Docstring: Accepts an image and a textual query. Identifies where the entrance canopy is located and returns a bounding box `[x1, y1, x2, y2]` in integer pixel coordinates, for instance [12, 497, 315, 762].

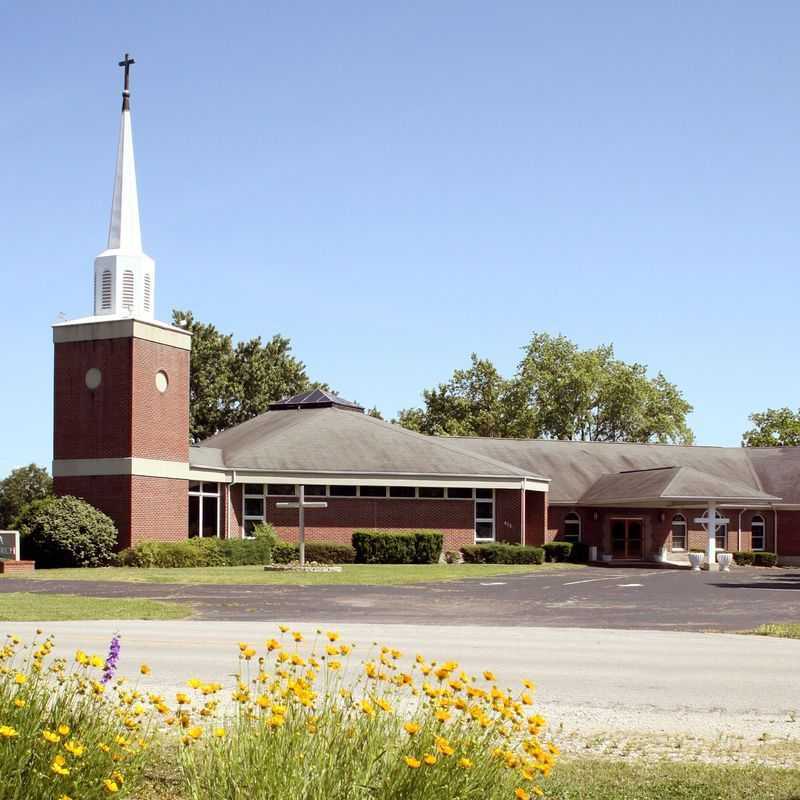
[578, 465, 780, 507]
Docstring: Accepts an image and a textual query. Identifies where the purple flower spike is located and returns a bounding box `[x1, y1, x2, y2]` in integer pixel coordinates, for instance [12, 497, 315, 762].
[101, 634, 121, 684]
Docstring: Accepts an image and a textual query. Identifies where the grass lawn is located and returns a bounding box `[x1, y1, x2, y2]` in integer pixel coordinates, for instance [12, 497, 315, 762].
[542, 758, 800, 800]
[12, 562, 583, 585]
[747, 623, 800, 640]
[136, 754, 800, 800]
[0, 592, 192, 621]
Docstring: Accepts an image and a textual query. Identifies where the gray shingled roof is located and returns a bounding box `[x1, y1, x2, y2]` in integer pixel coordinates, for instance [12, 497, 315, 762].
[192, 407, 547, 481]
[579, 466, 779, 506]
[449, 438, 783, 503]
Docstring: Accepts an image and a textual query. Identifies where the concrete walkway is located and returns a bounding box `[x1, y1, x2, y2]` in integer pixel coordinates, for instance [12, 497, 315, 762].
[5, 620, 799, 761]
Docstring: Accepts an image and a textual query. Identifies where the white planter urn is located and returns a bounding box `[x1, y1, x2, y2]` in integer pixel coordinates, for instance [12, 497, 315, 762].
[717, 552, 733, 572]
[688, 552, 705, 571]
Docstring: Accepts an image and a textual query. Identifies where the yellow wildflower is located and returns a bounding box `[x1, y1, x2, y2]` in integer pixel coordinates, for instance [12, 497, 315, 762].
[187, 727, 202, 739]
[0, 725, 19, 738]
[13, 673, 26, 685]
[326, 631, 339, 641]
[515, 790, 530, 800]
[13, 699, 25, 708]
[51, 755, 70, 776]
[483, 671, 496, 681]
[423, 753, 437, 765]
[213, 727, 225, 738]
[266, 639, 281, 651]
[103, 778, 119, 793]
[64, 740, 84, 757]
[459, 757, 473, 768]
[292, 631, 303, 642]
[43, 729, 61, 744]
[140, 664, 151, 675]
[268, 715, 285, 728]
[404, 722, 421, 735]
[360, 700, 375, 717]
[187, 678, 202, 689]
[435, 736, 454, 756]
[328, 660, 342, 671]
[278, 625, 290, 633]
[57, 724, 70, 736]
[375, 697, 393, 713]
[404, 756, 421, 768]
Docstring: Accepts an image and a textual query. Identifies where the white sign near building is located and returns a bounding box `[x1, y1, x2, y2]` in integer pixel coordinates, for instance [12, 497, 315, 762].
[0, 531, 20, 561]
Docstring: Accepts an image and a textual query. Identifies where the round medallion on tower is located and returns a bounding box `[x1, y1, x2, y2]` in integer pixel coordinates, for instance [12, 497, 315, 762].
[85, 368, 102, 390]
[155, 370, 169, 393]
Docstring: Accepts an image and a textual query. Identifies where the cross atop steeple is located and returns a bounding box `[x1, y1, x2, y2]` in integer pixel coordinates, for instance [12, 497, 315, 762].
[118, 53, 135, 111]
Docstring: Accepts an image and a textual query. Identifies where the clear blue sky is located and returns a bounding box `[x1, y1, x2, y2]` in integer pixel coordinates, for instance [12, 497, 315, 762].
[2, 1, 799, 477]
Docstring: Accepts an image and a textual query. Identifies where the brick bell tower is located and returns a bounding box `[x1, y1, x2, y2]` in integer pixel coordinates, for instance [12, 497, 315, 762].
[52, 54, 191, 549]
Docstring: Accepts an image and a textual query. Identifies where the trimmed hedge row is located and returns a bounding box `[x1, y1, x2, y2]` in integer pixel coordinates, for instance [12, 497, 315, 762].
[543, 542, 572, 562]
[272, 541, 356, 564]
[351, 530, 444, 564]
[119, 536, 273, 568]
[461, 543, 544, 565]
[733, 550, 777, 567]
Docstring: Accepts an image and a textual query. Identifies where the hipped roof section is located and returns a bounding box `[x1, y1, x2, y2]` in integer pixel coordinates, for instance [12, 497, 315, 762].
[191, 406, 548, 482]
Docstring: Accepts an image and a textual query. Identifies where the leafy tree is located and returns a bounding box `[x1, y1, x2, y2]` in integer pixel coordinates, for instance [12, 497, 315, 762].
[0, 464, 52, 529]
[366, 407, 384, 419]
[742, 408, 800, 447]
[397, 355, 512, 437]
[399, 333, 694, 444]
[173, 310, 323, 442]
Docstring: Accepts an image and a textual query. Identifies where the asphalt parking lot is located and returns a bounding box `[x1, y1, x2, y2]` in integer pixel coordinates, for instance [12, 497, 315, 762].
[2, 565, 799, 630]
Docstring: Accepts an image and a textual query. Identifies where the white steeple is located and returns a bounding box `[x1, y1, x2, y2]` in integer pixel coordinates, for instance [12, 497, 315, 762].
[93, 54, 155, 319]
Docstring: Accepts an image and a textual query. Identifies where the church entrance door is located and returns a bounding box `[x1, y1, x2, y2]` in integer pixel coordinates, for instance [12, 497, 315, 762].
[610, 518, 643, 559]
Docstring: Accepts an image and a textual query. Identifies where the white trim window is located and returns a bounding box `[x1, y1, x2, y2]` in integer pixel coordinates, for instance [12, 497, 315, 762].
[715, 522, 729, 551]
[563, 511, 581, 543]
[751, 514, 766, 551]
[670, 513, 687, 551]
[243, 484, 266, 538]
[189, 482, 220, 538]
[474, 488, 495, 542]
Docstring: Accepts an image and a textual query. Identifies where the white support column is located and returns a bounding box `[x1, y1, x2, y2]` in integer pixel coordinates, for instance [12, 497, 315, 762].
[706, 502, 718, 572]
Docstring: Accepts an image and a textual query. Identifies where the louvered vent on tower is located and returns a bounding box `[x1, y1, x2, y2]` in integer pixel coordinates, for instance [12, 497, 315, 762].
[101, 270, 113, 310]
[143, 273, 152, 312]
[122, 270, 135, 310]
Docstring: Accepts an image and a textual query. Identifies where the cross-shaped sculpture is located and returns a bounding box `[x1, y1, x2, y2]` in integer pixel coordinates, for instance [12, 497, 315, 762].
[118, 53, 135, 110]
[275, 486, 328, 567]
[694, 505, 730, 571]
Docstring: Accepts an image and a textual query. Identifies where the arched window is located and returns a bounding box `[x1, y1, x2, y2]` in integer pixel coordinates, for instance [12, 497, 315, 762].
[563, 511, 581, 543]
[751, 515, 766, 551]
[670, 513, 687, 550]
[122, 270, 135, 310]
[101, 270, 112, 310]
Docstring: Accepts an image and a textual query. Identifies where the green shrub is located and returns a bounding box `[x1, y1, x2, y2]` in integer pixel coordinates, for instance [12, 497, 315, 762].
[569, 541, 590, 563]
[543, 542, 573, 562]
[272, 541, 299, 563]
[17, 495, 117, 568]
[460, 543, 544, 565]
[733, 550, 755, 566]
[119, 535, 273, 568]
[753, 551, 777, 567]
[305, 542, 356, 563]
[351, 530, 443, 564]
[413, 531, 444, 564]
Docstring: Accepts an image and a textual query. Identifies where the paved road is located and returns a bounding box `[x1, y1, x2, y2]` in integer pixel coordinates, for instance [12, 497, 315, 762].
[2, 566, 800, 630]
[3, 620, 799, 754]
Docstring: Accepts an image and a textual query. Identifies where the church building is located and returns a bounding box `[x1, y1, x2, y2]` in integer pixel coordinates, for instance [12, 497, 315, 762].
[52, 59, 800, 567]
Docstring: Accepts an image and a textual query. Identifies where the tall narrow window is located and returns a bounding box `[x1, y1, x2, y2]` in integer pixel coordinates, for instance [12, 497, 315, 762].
[101, 270, 112, 310]
[751, 515, 766, 551]
[243, 484, 265, 537]
[670, 514, 687, 550]
[474, 490, 495, 542]
[563, 512, 581, 543]
[715, 522, 728, 551]
[188, 482, 219, 538]
[122, 270, 135, 310]
[143, 273, 152, 312]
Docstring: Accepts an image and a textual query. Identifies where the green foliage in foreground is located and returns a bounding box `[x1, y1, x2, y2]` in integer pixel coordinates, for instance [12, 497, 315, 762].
[748, 623, 800, 640]
[461, 544, 545, 565]
[0, 463, 52, 529]
[18, 563, 580, 585]
[0, 592, 191, 621]
[352, 530, 444, 564]
[119, 534, 273, 568]
[544, 757, 800, 799]
[742, 406, 800, 447]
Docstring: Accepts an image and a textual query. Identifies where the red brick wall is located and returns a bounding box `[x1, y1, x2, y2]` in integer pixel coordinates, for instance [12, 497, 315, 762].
[228, 494, 475, 552]
[54, 474, 188, 549]
[54, 339, 133, 460]
[525, 491, 547, 546]
[131, 339, 190, 461]
[777, 510, 800, 556]
[130, 476, 188, 545]
[495, 490, 522, 544]
[54, 475, 132, 549]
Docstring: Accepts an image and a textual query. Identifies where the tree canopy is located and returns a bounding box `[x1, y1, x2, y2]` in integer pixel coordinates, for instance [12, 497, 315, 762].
[0, 464, 53, 529]
[742, 408, 800, 447]
[398, 333, 694, 444]
[173, 310, 323, 442]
